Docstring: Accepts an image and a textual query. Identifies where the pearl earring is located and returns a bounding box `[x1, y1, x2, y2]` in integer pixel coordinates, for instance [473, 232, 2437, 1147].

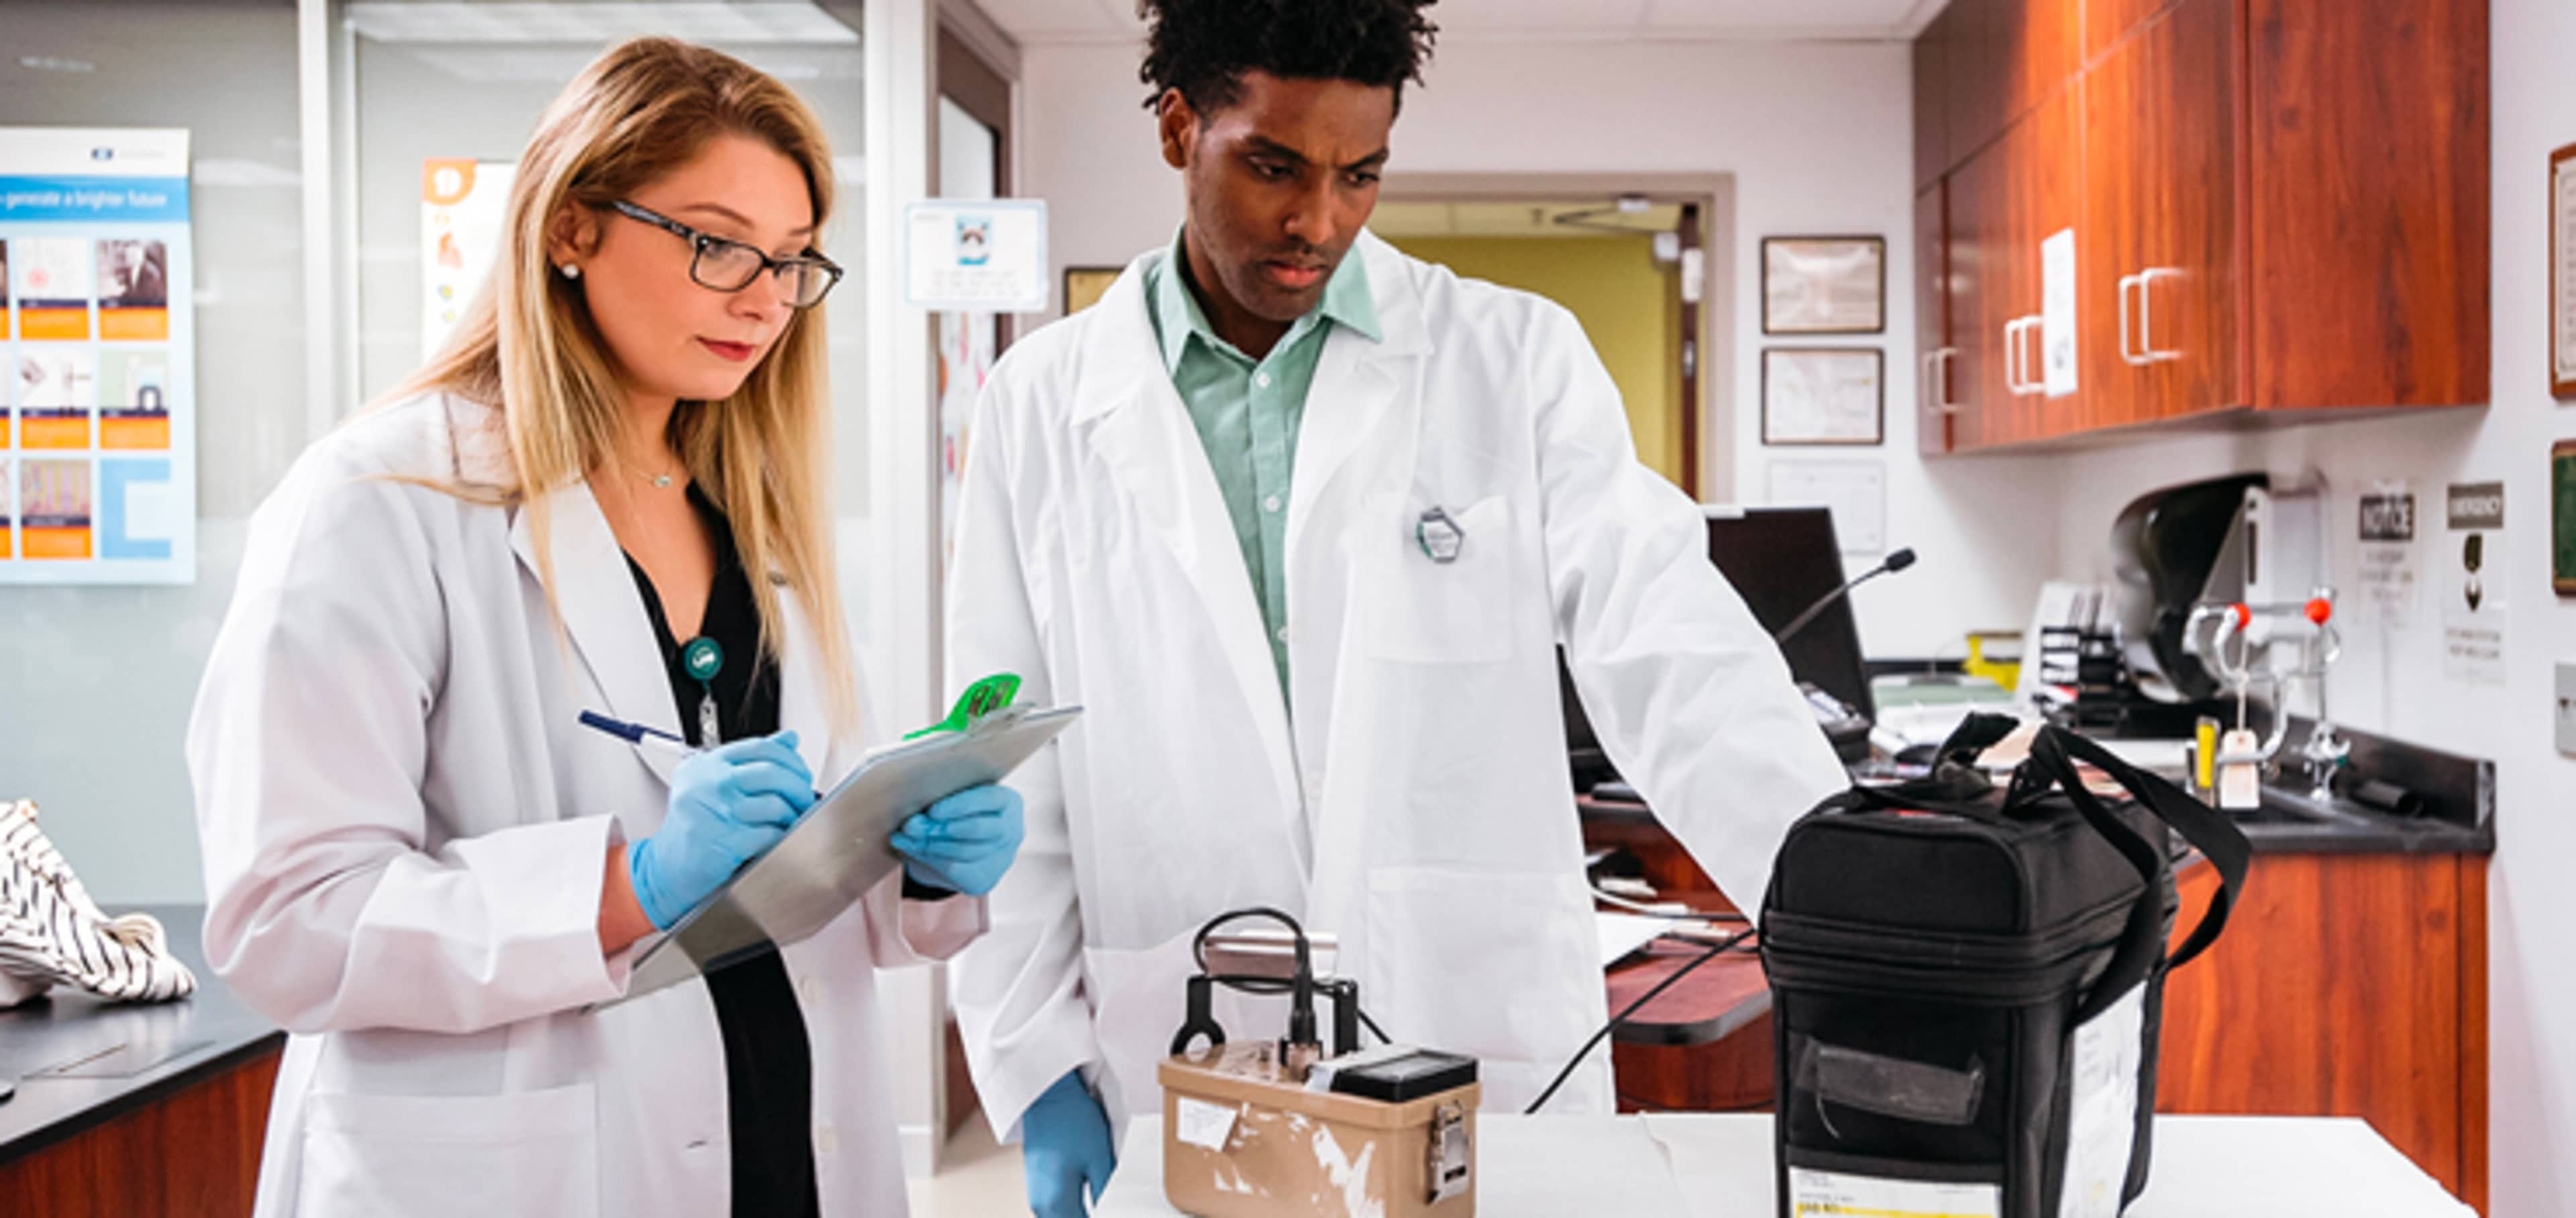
[559, 264, 582, 280]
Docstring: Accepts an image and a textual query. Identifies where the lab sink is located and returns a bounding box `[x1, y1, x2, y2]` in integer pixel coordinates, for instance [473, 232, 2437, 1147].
[2239, 785, 2377, 828]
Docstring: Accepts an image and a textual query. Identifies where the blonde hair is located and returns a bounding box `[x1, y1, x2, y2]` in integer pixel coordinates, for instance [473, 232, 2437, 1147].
[396, 36, 858, 735]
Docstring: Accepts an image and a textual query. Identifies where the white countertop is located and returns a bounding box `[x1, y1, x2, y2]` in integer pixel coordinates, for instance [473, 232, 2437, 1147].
[1098, 1111, 2475, 1217]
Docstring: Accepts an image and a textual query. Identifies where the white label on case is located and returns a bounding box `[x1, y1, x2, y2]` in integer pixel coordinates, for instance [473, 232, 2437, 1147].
[2058, 983, 2148, 1218]
[1788, 1167, 2000, 1217]
[1174, 1097, 1240, 1152]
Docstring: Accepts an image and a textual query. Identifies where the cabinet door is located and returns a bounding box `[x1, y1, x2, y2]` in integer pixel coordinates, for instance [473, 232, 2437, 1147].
[1968, 87, 2092, 445]
[1917, 183, 1953, 455]
[1943, 129, 2013, 449]
[2082, 0, 2239, 428]
[2242, 0, 2487, 409]
[1913, 5, 1953, 191]
[2084, 0, 2182, 62]
[1943, 0, 2082, 168]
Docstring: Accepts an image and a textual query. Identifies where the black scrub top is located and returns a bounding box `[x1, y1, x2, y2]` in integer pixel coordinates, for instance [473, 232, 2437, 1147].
[624, 485, 816, 1218]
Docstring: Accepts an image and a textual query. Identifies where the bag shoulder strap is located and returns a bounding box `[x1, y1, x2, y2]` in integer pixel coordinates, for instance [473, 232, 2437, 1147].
[2027, 726, 2251, 1022]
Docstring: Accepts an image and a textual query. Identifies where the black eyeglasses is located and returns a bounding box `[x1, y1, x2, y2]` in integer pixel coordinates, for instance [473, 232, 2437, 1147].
[606, 199, 843, 309]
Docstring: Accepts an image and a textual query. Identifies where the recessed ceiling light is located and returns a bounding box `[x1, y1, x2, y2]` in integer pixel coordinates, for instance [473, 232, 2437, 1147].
[19, 56, 99, 74]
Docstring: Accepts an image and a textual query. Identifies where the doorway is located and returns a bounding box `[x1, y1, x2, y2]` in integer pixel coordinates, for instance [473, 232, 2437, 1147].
[1373, 175, 1735, 501]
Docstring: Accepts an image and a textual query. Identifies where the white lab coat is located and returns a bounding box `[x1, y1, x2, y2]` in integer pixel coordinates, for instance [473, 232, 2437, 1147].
[945, 231, 1848, 1136]
[188, 392, 985, 1218]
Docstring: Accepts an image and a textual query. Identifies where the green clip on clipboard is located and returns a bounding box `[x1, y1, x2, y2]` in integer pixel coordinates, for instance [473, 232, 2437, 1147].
[601, 677, 1077, 1007]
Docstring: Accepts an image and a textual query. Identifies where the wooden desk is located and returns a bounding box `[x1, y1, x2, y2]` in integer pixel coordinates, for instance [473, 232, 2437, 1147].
[1583, 793, 1776, 1113]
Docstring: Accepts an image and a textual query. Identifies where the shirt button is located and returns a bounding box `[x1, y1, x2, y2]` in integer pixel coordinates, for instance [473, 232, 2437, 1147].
[799, 977, 821, 1005]
[814, 1124, 839, 1156]
[1254, 372, 1273, 388]
[1263, 495, 1283, 514]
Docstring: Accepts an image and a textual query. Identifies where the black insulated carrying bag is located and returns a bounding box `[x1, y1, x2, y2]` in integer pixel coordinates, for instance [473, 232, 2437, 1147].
[1760, 717, 2251, 1218]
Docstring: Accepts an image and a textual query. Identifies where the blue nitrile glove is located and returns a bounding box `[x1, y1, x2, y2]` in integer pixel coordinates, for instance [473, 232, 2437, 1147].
[627, 732, 817, 930]
[1020, 1068, 1116, 1217]
[888, 783, 1025, 897]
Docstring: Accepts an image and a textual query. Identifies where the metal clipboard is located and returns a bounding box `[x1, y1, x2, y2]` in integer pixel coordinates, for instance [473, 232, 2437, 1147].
[600, 704, 1081, 1007]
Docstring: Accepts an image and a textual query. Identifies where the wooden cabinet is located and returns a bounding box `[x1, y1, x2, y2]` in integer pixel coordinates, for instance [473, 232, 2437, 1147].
[1912, 19, 1948, 194]
[2079, 0, 2239, 431]
[1916, 183, 1953, 455]
[2085, 0, 2184, 60]
[2239, 0, 2489, 408]
[2159, 853, 2489, 1213]
[1937, 0, 2082, 173]
[1915, 0, 2488, 453]
[0, 1046, 280, 1218]
[1943, 87, 2082, 450]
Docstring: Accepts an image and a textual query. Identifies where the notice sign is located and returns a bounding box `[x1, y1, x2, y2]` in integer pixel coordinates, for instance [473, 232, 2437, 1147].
[904, 199, 1047, 313]
[2356, 482, 2419, 628]
[2443, 481, 2506, 685]
[0, 126, 196, 584]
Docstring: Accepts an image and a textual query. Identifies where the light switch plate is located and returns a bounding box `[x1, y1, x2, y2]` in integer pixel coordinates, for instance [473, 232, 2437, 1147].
[2559, 664, 2576, 757]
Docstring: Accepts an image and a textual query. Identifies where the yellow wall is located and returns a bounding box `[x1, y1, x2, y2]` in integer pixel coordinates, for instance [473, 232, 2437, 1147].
[1383, 234, 1686, 488]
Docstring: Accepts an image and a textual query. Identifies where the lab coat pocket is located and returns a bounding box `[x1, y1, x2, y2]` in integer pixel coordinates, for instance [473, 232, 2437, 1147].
[1362, 494, 1516, 665]
[1362, 867, 1595, 1074]
[299, 1083, 600, 1218]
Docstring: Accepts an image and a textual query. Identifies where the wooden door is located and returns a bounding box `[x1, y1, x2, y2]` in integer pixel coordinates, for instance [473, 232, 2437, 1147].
[2083, 0, 2239, 429]
[1943, 0, 2083, 170]
[1917, 182, 1953, 455]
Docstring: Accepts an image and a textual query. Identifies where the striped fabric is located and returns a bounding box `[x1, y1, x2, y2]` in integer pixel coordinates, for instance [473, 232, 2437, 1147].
[0, 799, 195, 1005]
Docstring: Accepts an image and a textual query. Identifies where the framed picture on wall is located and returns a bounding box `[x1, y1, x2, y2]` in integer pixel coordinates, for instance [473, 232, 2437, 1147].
[2553, 142, 2576, 400]
[2554, 441, 2576, 595]
[1762, 347, 1885, 446]
[1762, 235, 1886, 335]
[1063, 266, 1122, 316]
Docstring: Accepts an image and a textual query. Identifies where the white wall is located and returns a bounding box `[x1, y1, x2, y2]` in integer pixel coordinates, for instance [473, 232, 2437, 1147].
[2045, 1, 2574, 1209]
[1019, 37, 2063, 659]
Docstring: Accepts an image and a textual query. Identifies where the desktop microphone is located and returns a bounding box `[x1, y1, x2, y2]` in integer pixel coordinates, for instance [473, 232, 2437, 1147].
[1775, 547, 1916, 646]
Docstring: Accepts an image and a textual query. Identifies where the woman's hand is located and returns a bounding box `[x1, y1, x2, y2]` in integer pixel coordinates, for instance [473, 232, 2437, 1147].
[627, 732, 816, 929]
[888, 783, 1024, 897]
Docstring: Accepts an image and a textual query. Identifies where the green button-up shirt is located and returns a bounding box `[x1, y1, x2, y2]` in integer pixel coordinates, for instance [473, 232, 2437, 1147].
[1145, 231, 1380, 699]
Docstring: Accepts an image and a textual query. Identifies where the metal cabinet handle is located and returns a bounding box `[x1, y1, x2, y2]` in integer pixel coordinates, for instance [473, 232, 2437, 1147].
[2139, 267, 2184, 362]
[1921, 347, 1958, 416]
[2006, 317, 2045, 397]
[2117, 273, 2150, 367]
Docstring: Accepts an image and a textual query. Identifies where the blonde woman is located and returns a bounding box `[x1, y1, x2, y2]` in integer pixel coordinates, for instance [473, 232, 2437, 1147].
[187, 38, 1022, 1217]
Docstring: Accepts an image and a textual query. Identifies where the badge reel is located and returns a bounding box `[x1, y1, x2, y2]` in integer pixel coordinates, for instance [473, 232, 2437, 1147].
[1415, 506, 1465, 565]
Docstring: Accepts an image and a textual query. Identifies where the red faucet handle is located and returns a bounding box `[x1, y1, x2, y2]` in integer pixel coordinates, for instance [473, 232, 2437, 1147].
[2227, 602, 2252, 630]
[2304, 598, 2333, 625]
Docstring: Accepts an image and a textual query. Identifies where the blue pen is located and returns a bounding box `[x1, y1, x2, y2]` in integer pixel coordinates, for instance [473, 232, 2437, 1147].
[579, 710, 700, 765]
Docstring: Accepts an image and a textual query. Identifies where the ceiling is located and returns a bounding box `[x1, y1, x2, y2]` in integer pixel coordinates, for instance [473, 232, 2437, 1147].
[973, 0, 1945, 47]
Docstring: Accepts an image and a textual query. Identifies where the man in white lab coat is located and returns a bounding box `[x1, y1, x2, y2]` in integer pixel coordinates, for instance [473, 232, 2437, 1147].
[946, 1, 1850, 1211]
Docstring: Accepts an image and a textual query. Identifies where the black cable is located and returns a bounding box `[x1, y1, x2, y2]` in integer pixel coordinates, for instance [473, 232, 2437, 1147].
[1523, 929, 1758, 1115]
[1200, 973, 1395, 1048]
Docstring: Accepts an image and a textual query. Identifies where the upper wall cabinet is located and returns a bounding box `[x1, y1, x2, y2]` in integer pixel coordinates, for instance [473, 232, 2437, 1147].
[1913, 0, 2489, 453]
[1916, 0, 2082, 187]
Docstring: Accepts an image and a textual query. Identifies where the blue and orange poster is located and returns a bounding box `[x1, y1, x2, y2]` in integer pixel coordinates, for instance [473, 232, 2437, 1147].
[2, 127, 194, 584]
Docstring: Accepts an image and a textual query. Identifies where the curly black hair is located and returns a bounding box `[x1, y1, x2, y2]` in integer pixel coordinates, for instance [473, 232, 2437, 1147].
[1138, 0, 1440, 117]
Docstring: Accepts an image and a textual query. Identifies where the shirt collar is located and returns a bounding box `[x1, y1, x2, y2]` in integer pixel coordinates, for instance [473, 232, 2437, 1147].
[1151, 227, 1382, 374]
